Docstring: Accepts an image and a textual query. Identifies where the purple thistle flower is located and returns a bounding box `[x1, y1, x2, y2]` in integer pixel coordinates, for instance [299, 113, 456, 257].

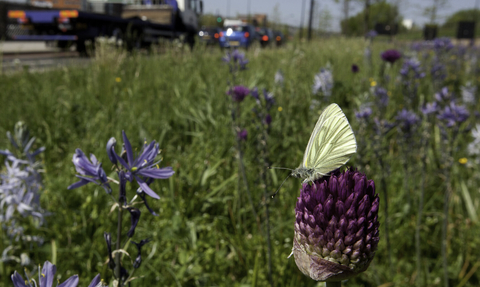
[381, 49, 402, 64]
[68, 149, 112, 194]
[110, 131, 174, 199]
[396, 109, 420, 133]
[351, 64, 359, 73]
[11, 261, 105, 287]
[355, 107, 372, 119]
[237, 129, 248, 141]
[292, 169, 379, 282]
[437, 102, 469, 127]
[421, 102, 438, 115]
[227, 86, 250, 102]
[132, 238, 151, 269]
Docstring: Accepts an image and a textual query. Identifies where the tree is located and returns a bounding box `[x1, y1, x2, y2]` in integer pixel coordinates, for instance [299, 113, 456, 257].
[318, 8, 333, 33]
[340, 1, 401, 36]
[271, 3, 281, 30]
[423, 0, 448, 24]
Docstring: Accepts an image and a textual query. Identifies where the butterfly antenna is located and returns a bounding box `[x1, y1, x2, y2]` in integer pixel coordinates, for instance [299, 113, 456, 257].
[268, 166, 294, 171]
[271, 173, 292, 198]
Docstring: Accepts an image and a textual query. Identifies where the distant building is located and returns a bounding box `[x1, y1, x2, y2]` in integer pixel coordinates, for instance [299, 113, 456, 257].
[238, 14, 267, 27]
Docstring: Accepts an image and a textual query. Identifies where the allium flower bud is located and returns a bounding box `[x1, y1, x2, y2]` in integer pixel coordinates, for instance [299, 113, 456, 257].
[292, 169, 379, 282]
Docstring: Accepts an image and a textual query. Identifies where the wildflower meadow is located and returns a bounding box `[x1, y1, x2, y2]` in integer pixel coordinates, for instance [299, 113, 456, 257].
[0, 37, 479, 287]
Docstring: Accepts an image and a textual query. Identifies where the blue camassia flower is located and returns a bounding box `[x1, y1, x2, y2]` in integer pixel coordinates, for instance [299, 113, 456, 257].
[11, 261, 105, 287]
[109, 131, 174, 199]
[68, 149, 112, 194]
[396, 109, 420, 133]
[312, 68, 333, 96]
[437, 102, 469, 127]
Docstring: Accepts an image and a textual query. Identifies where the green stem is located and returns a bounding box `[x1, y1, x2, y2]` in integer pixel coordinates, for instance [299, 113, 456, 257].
[260, 128, 273, 287]
[326, 281, 342, 287]
[115, 206, 124, 286]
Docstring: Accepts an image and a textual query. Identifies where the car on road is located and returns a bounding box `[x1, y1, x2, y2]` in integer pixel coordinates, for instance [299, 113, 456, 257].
[256, 27, 274, 48]
[198, 27, 222, 45]
[273, 30, 285, 46]
[219, 24, 257, 49]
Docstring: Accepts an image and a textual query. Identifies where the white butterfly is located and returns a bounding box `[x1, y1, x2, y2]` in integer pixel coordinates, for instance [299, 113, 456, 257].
[291, 103, 357, 183]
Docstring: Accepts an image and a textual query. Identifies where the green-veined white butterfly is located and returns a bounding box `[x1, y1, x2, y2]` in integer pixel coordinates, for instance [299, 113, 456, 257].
[272, 103, 357, 196]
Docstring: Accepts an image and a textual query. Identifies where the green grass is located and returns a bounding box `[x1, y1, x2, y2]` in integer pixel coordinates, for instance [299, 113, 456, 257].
[0, 38, 479, 287]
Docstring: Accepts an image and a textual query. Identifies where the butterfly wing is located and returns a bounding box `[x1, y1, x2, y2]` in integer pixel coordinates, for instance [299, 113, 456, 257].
[302, 103, 357, 175]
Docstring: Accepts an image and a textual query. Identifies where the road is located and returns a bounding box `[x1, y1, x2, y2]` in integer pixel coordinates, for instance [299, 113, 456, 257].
[1, 41, 88, 73]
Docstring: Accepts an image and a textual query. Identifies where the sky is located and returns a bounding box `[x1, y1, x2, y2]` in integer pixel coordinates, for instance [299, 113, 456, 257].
[203, 0, 480, 31]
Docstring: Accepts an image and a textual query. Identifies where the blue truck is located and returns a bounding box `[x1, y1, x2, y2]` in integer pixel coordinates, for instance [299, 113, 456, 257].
[7, 0, 203, 53]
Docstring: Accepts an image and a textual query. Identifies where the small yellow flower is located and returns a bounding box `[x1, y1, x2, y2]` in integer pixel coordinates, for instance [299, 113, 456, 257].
[459, 158, 468, 164]
[278, 107, 283, 112]
[115, 77, 121, 83]
[370, 81, 377, 87]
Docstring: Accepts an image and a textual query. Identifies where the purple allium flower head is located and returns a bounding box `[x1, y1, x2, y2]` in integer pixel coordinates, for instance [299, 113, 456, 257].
[400, 58, 425, 79]
[355, 107, 372, 119]
[381, 49, 402, 64]
[132, 238, 152, 269]
[437, 102, 470, 127]
[351, 64, 359, 73]
[374, 86, 389, 107]
[265, 114, 272, 125]
[111, 131, 175, 199]
[68, 149, 112, 194]
[228, 86, 250, 102]
[292, 169, 379, 282]
[396, 109, 420, 133]
[237, 129, 248, 141]
[312, 68, 334, 96]
[11, 261, 105, 287]
[421, 102, 438, 115]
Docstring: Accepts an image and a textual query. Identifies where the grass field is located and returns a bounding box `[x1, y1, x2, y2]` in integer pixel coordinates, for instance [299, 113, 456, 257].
[0, 37, 479, 287]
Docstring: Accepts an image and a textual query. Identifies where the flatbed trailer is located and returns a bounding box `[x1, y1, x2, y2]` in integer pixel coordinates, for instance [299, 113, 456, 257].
[7, 0, 202, 53]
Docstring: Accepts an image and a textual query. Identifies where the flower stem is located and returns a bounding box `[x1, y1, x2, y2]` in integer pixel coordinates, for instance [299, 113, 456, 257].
[416, 134, 428, 286]
[115, 205, 124, 286]
[326, 281, 342, 287]
[260, 128, 273, 287]
[442, 169, 451, 287]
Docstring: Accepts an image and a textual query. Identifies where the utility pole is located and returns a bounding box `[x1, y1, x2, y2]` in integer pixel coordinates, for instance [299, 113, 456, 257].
[307, 0, 315, 41]
[364, 0, 370, 38]
[299, 0, 306, 40]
